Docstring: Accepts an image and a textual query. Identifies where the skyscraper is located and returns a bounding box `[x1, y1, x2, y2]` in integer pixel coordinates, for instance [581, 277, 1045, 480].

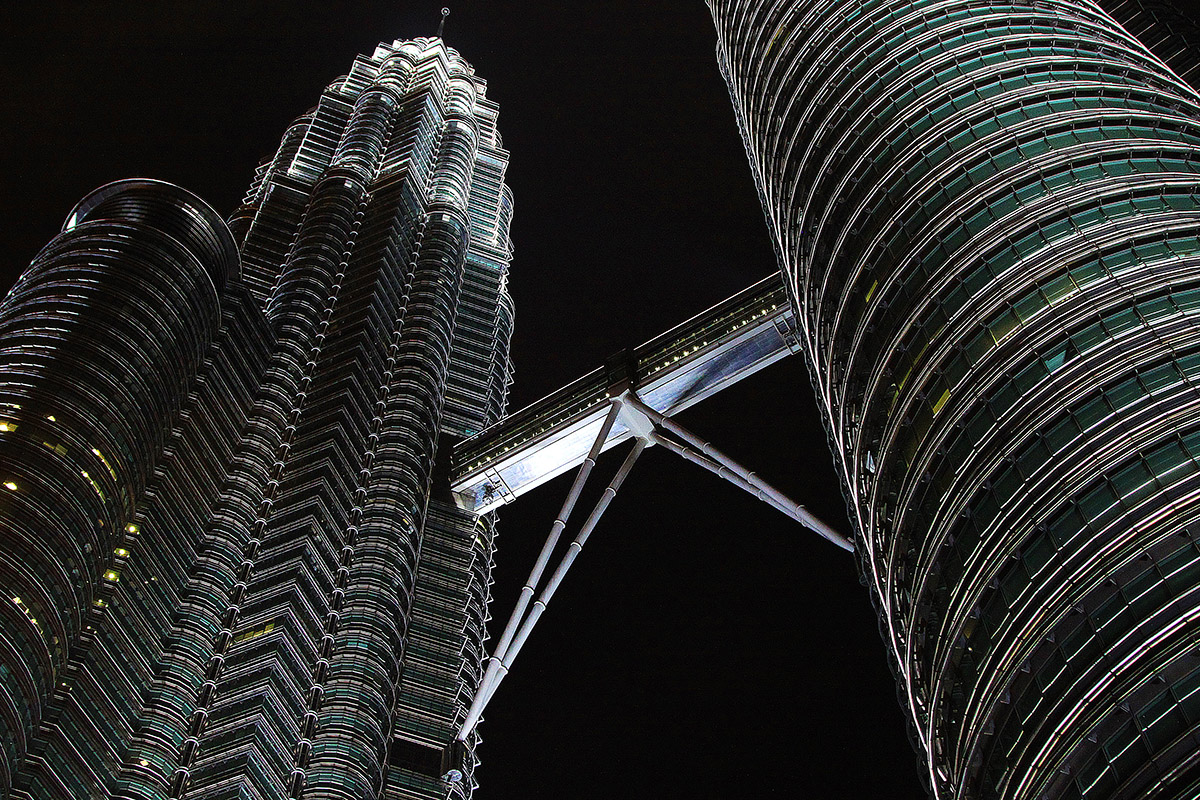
[0, 35, 512, 800]
[710, 1, 1200, 798]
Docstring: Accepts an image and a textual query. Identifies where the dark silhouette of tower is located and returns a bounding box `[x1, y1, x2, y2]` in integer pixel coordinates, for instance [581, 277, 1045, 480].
[0, 36, 512, 800]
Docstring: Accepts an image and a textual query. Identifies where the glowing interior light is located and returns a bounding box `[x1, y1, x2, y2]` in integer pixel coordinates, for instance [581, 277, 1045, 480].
[0, 421, 15, 432]
[45, 415, 56, 422]
[3, 481, 17, 491]
[80, 470, 105, 498]
[11, 597, 20, 605]
[103, 570, 119, 582]
[114, 548, 129, 557]
[126, 523, 140, 534]
[92, 448, 118, 480]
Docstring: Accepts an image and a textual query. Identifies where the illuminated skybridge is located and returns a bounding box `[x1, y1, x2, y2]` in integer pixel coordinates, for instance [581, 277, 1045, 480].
[451, 271, 825, 514]
[441, 272, 849, 779]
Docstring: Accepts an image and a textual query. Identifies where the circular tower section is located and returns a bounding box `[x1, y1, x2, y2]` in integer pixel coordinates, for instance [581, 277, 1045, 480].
[0, 179, 233, 790]
[710, 1, 1200, 798]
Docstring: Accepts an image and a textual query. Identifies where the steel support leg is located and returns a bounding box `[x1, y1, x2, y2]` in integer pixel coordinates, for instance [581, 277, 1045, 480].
[476, 439, 646, 714]
[622, 391, 852, 551]
[456, 389, 851, 745]
[458, 399, 625, 741]
[647, 430, 806, 526]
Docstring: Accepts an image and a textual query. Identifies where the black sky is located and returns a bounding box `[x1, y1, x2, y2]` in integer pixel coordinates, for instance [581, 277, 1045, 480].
[1, 3, 926, 798]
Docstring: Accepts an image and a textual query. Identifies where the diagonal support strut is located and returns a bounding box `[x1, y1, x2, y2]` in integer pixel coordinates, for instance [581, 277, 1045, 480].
[619, 390, 853, 551]
[457, 399, 627, 742]
[453, 387, 852, 751]
[474, 438, 645, 718]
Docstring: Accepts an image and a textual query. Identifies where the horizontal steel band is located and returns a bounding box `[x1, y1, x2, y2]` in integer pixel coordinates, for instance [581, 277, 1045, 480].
[710, 0, 1200, 797]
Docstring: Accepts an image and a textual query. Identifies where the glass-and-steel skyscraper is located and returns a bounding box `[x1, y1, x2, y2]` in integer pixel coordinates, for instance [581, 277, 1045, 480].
[16, 5, 1200, 800]
[0, 36, 512, 800]
[710, 1, 1200, 798]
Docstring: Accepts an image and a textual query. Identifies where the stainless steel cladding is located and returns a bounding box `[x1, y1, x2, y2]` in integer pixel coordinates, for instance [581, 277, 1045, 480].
[710, 1, 1200, 798]
[0, 37, 514, 800]
[0, 179, 234, 792]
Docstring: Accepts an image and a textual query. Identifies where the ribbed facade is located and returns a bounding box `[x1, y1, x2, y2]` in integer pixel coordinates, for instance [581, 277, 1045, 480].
[0, 179, 236, 792]
[0, 36, 512, 800]
[710, 2, 1200, 798]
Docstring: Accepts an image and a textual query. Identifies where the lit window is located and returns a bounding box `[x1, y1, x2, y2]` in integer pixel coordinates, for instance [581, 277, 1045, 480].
[0, 421, 16, 432]
[114, 548, 129, 558]
[126, 523, 139, 534]
[3, 481, 17, 491]
[81, 470, 105, 499]
[12, 597, 42, 634]
[92, 448, 118, 481]
[232, 620, 276, 643]
[932, 388, 951, 415]
[45, 415, 56, 422]
[103, 570, 119, 582]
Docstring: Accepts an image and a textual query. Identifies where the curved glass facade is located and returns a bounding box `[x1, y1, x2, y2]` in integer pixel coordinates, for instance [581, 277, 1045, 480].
[710, 1, 1200, 798]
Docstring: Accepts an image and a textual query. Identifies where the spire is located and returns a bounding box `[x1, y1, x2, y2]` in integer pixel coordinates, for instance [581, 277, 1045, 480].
[436, 7, 449, 39]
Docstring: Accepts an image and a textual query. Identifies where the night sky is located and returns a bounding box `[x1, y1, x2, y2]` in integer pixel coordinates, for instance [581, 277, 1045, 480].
[2, 3, 926, 798]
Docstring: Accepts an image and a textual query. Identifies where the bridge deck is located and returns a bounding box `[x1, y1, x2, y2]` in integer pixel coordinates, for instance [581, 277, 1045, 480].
[450, 273, 801, 514]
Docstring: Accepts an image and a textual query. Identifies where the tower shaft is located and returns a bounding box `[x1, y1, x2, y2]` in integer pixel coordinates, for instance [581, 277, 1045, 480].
[0, 37, 513, 800]
[710, 1, 1200, 797]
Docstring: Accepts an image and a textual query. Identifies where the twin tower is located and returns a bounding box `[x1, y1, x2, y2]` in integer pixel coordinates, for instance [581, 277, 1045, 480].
[3, 3, 1200, 799]
[0, 39, 512, 800]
